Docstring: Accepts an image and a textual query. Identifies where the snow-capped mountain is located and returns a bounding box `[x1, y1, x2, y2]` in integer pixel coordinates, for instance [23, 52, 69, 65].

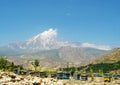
[26, 29, 60, 50]
[0, 29, 112, 67]
[0, 29, 111, 56]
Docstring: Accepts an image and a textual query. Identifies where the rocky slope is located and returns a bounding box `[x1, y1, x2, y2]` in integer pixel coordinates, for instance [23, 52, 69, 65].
[91, 48, 120, 64]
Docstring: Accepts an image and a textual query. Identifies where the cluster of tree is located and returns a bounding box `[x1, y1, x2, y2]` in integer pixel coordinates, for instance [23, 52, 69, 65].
[0, 57, 23, 71]
[31, 59, 39, 71]
[0, 57, 10, 70]
[85, 61, 120, 73]
[59, 61, 120, 74]
[59, 66, 77, 72]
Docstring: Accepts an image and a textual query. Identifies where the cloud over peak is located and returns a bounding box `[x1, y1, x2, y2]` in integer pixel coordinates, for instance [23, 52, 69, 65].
[81, 43, 111, 50]
[27, 28, 112, 50]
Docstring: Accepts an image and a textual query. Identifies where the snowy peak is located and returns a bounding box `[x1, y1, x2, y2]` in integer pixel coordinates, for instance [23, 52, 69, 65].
[26, 29, 63, 50]
[27, 29, 57, 45]
[0, 28, 112, 56]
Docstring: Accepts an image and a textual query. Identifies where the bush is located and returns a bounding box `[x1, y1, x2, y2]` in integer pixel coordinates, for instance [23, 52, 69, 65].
[0, 57, 9, 70]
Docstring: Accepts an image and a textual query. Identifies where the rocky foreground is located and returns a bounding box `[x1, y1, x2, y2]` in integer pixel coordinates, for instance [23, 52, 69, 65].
[0, 71, 120, 85]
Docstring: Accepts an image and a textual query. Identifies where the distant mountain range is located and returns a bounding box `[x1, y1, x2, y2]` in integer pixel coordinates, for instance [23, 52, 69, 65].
[0, 31, 110, 56]
[0, 31, 111, 67]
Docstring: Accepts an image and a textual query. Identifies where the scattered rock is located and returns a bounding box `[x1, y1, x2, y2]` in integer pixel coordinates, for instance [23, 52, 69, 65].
[9, 75, 16, 79]
[10, 79, 16, 82]
[0, 71, 120, 85]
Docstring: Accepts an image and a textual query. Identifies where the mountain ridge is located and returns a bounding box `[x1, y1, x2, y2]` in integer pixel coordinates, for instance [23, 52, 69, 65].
[91, 48, 120, 64]
[0, 29, 111, 67]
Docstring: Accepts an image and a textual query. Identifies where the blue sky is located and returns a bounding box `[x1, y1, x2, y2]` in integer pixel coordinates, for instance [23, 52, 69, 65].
[0, 0, 120, 48]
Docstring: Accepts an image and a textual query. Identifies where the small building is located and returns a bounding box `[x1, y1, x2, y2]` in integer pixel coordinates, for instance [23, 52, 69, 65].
[94, 73, 102, 77]
[30, 72, 47, 78]
[57, 72, 70, 79]
[81, 74, 88, 81]
[73, 72, 80, 80]
[113, 74, 120, 80]
[104, 73, 112, 82]
[50, 73, 57, 78]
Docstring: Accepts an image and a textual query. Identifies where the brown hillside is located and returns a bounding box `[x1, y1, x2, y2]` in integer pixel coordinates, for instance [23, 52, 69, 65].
[92, 48, 120, 64]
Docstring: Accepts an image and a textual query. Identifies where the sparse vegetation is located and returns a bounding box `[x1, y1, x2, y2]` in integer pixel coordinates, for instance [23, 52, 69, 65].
[78, 61, 120, 73]
[0, 56, 23, 71]
[0, 57, 10, 70]
[32, 59, 40, 71]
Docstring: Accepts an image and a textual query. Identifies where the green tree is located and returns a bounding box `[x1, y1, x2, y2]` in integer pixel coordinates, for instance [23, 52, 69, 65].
[90, 68, 94, 81]
[0, 57, 9, 70]
[66, 62, 69, 72]
[32, 59, 39, 71]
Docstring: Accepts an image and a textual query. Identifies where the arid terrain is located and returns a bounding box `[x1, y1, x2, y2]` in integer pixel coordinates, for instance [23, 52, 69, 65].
[0, 70, 120, 85]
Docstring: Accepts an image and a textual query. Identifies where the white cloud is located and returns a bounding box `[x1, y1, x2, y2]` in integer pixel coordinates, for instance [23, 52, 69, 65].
[81, 42, 111, 50]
